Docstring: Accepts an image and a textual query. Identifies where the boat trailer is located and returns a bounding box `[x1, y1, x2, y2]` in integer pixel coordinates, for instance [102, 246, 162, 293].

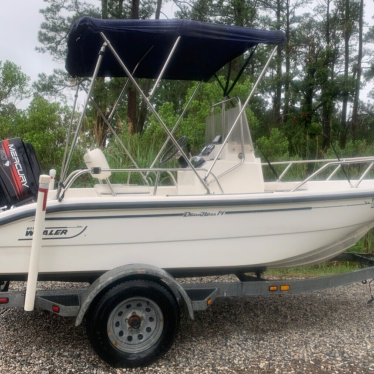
[1, 244, 374, 368]
[1, 252, 374, 317]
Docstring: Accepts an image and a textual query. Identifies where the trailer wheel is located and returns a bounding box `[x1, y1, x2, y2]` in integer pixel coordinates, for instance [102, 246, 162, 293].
[86, 279, 179, 368]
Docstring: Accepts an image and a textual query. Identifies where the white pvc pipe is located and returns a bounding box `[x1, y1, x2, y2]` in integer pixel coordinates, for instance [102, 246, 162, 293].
[49, 169, 56, 190]
[24, 175, 51, 312]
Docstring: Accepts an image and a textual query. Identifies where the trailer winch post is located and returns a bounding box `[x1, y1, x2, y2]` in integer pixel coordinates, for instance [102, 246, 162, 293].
[24, 175, 50, 312]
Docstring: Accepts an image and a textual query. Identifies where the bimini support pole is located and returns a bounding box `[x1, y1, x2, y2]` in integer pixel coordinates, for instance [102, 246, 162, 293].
[100, 32, 210, 194]
[204, 46, 278, 182]
[147, 81, 202, 174]
[57, 83, 80, 199]
[58, 42, 107, 198]
[24, 175, 50, 312]
[148, 36, 181, 99]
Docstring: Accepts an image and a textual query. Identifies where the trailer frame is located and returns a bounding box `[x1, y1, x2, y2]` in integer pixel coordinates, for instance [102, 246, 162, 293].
[1, 252, 374, 318]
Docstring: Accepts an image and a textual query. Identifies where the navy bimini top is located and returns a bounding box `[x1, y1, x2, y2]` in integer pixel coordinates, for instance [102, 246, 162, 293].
[66, 17, 285, 81]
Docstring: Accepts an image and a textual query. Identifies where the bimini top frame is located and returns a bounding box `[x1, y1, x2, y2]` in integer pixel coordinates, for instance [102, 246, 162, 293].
[57, 18, 285, 199]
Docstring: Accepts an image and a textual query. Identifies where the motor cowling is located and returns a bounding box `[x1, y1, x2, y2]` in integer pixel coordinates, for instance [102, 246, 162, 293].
[0, 138, 41, 209]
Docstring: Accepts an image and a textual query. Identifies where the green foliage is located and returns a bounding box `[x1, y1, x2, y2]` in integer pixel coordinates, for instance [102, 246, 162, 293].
[1, 96, 82, 174]
[0, 60, 30, 113]
[267, 261, 360, 278]
[18, 97, 71, 172]
[325, 140, 374, 158]
[255, 128, 308, 181]
[32, 69, 73, 101]
[256, 128, 289, 161]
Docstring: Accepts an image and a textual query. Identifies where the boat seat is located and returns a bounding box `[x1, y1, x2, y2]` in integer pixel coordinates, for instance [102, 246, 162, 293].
[84, 148, 112, 180]
[84, 149, 150, 196]
[94, 184, 150, 196]
[264, 181, 308, 192]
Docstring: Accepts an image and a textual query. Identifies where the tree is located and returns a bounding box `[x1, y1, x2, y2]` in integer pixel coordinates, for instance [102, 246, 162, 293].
[283, 0, 311, 123]
[0, 60, 30, 114]
[319, 0, 337, 152]
[336, 0, 359, 148]
[351, 0, 364, 140]
[36, 0, 162, 141]
[32, 0, 374, 165]
[0, 96, 79, 172]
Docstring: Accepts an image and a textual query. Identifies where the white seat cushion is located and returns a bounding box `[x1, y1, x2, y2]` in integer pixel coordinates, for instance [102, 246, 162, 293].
[84, 149, 111, 180]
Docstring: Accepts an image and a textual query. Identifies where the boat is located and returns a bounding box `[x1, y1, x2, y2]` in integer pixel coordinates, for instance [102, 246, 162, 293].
[1, 17, 374, 283]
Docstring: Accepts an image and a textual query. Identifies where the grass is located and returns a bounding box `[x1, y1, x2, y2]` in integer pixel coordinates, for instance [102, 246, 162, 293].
[266, 262, 361, 279]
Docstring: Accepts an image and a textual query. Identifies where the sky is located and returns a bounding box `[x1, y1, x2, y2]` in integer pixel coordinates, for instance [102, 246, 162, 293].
[0, 0, 373, 109]
[0, 0, 177, 108]
[0, 0, 63, 89]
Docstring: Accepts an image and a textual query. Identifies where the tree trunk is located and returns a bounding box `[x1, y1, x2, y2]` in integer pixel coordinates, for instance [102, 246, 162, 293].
[94, 110, 110, 147]
[155, 0, 162, 19]
[127, 0, 140, 134]
[137, 81, 151, 133]
[136, 0, 162, 133]
[340, 0, 350, 148]
[273, 0, 282, 125]
[352, 0, 363, 140]
[283, 0, 290, 124]
[91, 0, 109, 147]
[322, 101, 332, 153]
[101, 0, 108, 19]
[131, 0, 139, 18]
[118, 0, 124, 17]
[127, 87, 137, 134]
[301, 43, 318, 157]
[321, 0, 332, 153]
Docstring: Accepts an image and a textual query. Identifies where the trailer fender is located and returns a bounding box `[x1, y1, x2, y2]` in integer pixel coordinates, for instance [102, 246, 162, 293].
[75, 263, 194, 326]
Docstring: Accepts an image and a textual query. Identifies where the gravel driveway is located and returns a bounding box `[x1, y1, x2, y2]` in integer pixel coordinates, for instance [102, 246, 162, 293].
[1, 278, 374, 373]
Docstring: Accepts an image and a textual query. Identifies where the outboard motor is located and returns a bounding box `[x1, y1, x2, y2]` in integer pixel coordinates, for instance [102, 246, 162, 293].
[0, 138, 41, 210]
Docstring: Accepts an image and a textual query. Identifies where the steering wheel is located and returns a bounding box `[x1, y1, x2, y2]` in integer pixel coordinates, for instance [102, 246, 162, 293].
[160, 136, 189, 165]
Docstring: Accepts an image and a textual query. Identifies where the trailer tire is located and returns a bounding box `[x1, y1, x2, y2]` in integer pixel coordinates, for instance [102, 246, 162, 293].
[86, 279, 179, 368]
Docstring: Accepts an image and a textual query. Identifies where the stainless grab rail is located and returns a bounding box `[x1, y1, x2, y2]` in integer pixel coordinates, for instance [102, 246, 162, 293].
[285, 158, 374, 192]
[262, 156, 374, 185]
[59, 167, 224, 201]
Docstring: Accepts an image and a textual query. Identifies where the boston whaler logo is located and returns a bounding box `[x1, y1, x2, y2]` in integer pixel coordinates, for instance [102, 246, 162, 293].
[19, 225, 87, 241]
[25, 227, 68, 237]
[183, 211, 226, 217]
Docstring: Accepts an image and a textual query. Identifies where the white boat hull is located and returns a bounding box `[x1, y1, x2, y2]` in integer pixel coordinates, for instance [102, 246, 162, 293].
[1, 184, 374, 281]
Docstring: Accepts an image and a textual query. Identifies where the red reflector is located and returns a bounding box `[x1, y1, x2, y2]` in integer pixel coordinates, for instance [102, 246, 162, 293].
[52, 305, 60, 313]
[0, 297, 9, 304]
